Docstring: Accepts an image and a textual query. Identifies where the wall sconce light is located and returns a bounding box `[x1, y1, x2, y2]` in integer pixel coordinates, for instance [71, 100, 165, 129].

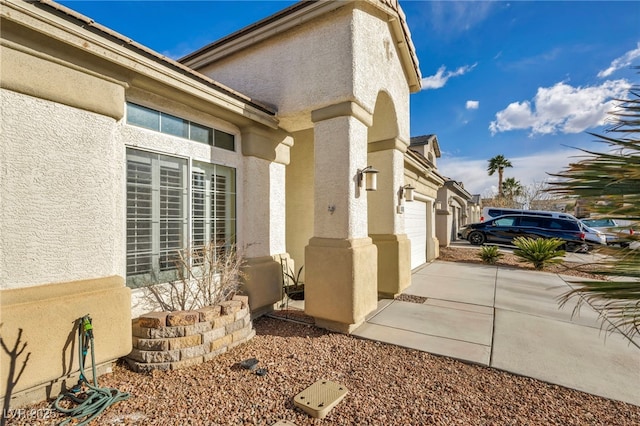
[435, 201, 442, 210]
[399, 184, 415, 202]
[358, 166, 379, 191]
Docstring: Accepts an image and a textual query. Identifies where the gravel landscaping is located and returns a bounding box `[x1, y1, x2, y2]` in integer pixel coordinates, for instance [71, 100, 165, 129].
[9, 247, 638, 425]
[10, 316, 640, 425]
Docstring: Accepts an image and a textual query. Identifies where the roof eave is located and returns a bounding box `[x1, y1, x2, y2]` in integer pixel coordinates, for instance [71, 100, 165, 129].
[13, 0, 279, 128]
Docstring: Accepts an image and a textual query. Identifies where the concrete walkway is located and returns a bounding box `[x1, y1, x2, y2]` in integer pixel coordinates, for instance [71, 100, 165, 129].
[353, 261, 640, 406]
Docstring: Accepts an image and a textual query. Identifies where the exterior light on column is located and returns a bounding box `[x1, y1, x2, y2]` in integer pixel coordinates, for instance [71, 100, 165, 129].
[434, 201, 442, 210]
[358, 166, 379, 191]
[400, 184, 415, 202]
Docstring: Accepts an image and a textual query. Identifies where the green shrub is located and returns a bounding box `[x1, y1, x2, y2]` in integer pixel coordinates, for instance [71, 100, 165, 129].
[513, 237, 565, 270]
[478, 245, 503, 264]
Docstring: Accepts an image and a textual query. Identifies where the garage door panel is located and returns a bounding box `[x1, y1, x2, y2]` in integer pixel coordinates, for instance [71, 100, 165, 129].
[405, 201, 427, 269]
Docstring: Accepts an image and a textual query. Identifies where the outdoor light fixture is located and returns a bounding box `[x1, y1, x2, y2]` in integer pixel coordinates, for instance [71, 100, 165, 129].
[435, 201, 442, 210]
[400, 184, 415, 202]
[358, 166, 379, 191]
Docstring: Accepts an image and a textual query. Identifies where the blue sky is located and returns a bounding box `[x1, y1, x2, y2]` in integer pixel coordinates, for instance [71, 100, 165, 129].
[58, 0, 640, 195]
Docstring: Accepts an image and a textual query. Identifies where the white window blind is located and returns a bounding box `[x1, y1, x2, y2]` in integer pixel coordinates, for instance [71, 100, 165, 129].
[126, 149, 236, 287]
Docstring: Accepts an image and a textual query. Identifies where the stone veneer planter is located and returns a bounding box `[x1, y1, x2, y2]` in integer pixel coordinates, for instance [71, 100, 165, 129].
[125, 295, 254, 372]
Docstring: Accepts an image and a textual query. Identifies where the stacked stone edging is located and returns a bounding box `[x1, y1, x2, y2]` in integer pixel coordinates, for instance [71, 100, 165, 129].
[125, 295, 254, 372]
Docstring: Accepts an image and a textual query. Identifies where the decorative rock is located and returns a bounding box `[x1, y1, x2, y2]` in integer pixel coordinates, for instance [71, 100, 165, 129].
[138, 312, 169, 328]
[133, 336, 168, 351]
[212, 314, 234, 329]
[124, 358, 170, 373]
[196, 305, 221, 322]
[184, 321, 212, 335]
[210, 335, 233, 352]
[235, 308, 249, 321]
[219, 300, 243, 315]
[226, 319, 245, 334]
[202, 327, 226, 344]
[148, 325, 185, 339]
[232, 294, 249, 308]
[167, 310, 199, 326]
[180, 343, 209, 359]
[168, 334, 202, 350]
[128, 348, 180, 363]
[127, 302, 254, 372]
[231, 327, 251, 343]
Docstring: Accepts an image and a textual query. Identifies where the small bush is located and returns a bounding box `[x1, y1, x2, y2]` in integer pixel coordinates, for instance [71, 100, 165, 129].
[513, 237, 565, 270]
[478, 245, 503, 264]
[144, 241, 245, 311]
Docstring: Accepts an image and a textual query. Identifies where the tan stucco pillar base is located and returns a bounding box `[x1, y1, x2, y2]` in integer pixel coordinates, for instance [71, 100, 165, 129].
[428, 237, 440, 262]
[0, 277, 131, 408]
[370, 233, 411, 298]
[242, 255, 288, 317]
[304, 237, 378, 334]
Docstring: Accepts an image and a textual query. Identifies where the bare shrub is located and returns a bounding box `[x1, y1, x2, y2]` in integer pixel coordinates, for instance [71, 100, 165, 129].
[143, 241, 245, 311]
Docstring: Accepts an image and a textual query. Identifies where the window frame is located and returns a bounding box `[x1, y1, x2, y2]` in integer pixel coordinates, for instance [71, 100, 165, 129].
[125, 147, 237, 288]
[125, 102, 236, 152]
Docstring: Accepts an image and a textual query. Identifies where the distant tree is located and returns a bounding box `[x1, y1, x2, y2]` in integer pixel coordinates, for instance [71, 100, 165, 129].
[547, 76, 640, 341]
[502, 177, 523, 201]
[521, 180, 564, 211]
[487, 155, 513, 197]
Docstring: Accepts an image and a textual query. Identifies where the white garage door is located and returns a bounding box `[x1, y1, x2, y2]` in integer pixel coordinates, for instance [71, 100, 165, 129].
[405, 200, 427, 270]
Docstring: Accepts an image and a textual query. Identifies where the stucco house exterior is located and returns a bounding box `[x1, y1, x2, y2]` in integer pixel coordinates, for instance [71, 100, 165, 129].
[1, 0, 445, 407]
[410, 135, 481, 247]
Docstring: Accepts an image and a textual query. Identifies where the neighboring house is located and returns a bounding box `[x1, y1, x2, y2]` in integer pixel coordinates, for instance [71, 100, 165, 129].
[406, 135, 445, 267]
[408, 135, 482, 249]
[436, 179, 479, 246]
[1, 0, 440, 406]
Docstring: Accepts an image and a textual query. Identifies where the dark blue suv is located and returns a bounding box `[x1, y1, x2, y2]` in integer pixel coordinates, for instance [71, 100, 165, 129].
[459, 214, 586, 251]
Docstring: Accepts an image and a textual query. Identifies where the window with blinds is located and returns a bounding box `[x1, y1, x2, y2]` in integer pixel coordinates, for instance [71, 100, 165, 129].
[192, 161, 236, 256]
[126, 149, 236, 288]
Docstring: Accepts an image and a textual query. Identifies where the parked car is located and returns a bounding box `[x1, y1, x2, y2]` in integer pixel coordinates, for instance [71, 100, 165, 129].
[459, 214, 587, 251]
[481, 207, 577, 222]
[581, 224, 607, 247]
[580, 218, 635, 247]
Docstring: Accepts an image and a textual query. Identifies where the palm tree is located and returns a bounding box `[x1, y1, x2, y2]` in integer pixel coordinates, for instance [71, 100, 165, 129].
[547, 77, 640, 341]
[502, 177, 523, 202]
[487, 155, 513, 197]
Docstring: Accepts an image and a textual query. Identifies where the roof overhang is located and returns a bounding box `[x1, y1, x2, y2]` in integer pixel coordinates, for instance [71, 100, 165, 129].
[180, 0, 422, 93]
[2, 0, 280, 129]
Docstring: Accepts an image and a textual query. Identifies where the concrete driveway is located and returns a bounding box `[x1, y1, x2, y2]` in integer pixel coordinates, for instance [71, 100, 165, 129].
[353, 261, 640, 406]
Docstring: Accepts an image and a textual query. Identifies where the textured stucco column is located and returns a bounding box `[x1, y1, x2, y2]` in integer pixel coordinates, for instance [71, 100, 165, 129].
[241, 126, 292, 315]
[426, 200, 440, 261]
[436, 208, 453, 247]
[305, 101, 378, 333]
[367, 138, 411, 297]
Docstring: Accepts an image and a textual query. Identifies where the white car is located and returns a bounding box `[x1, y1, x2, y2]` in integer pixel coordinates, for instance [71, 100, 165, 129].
[581, 218, 635, 247]
[581, 224, 606, 247]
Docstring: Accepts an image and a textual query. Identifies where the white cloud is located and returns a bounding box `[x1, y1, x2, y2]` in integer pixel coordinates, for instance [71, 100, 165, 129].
[438, 148, 588, 196]
[421, 63, 477, 90]
[466, 100, 479, 110]
[427, 1, 497, 36]
[489, 79, 631, 136]
[597, 42, 640, 78]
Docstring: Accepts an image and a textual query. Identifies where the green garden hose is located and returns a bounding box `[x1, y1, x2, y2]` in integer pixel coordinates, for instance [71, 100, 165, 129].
[52, 315, 130, 425]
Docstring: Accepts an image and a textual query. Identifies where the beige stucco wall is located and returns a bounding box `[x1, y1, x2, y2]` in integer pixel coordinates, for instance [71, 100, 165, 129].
[0, 81, 132, 408]
[352, 6, 410, 143]
[1, 277, 131, 407]
[190, 3, 411, 139]
[285, 129, 315, 279]
[1, 89, 125, 288]
[193, 6, 354, 132]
